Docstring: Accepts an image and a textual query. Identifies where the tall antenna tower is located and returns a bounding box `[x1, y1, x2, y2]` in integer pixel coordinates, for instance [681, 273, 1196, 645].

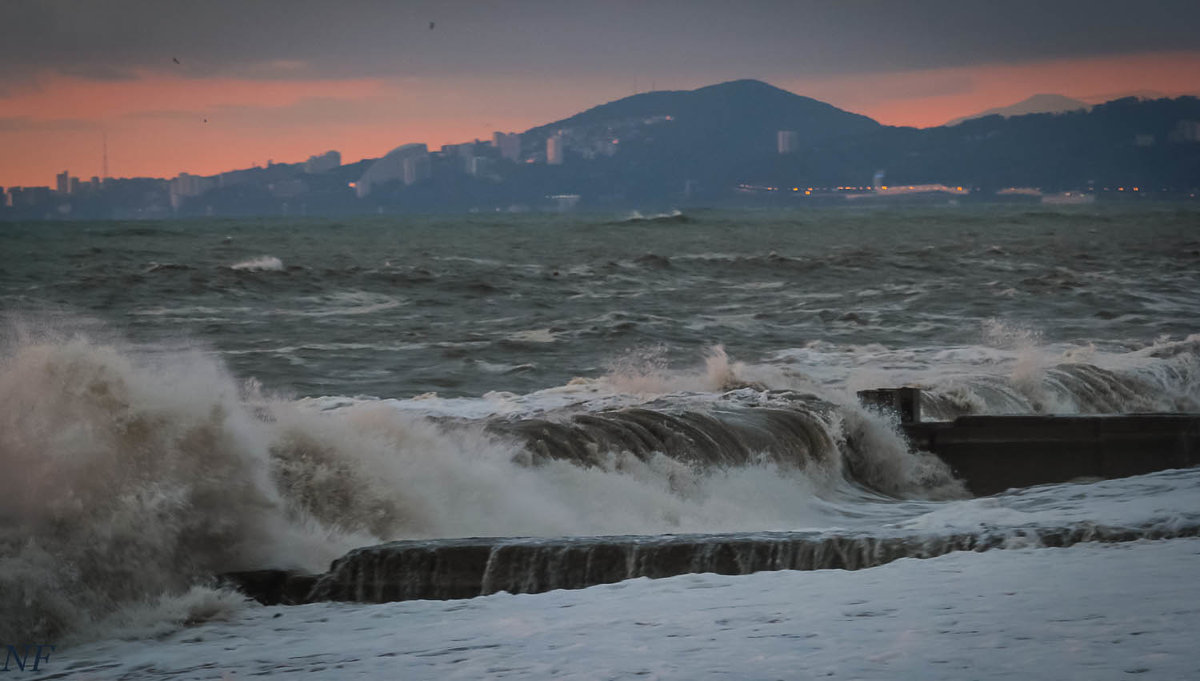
[102, 131, 109, 179]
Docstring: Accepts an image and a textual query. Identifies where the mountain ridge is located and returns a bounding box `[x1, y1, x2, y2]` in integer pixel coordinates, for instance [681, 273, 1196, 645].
[945, 94, 1092, 127]
[5, 80, 1198, 219]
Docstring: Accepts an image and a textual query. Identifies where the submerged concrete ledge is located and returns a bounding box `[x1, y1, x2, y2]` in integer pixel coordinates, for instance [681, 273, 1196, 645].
[860, 388, 1200, 496]
[223, 522, 1200, 606]
[219, 394, 1200, 607]
[904, 414, 1200, 496]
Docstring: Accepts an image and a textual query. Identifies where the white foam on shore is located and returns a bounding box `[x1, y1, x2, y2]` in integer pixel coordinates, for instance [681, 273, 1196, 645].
[60, 538, 1200, 679]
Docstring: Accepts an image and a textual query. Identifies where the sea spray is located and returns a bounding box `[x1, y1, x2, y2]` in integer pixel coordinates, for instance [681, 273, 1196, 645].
[229, 255, 284, 272]
[0, 327, 948, 642]
[3, 316, 1195, 642]
[0, 331, 342, 642]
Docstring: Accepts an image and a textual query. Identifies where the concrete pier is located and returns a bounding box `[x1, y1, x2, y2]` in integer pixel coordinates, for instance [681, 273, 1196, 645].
[860, 389, 1200, 496]
[224, 522, 1200, 606]
[218, 392, 1200, 607]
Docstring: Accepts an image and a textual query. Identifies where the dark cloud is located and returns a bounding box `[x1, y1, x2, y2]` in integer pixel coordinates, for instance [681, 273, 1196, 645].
[56, 64, 140, 81]
[1, 0, 1198, 82]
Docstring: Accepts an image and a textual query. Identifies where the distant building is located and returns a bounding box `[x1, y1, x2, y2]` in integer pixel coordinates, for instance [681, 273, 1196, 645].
[442, 141, 485, 172]
[546, 133, 564, 165]
[68, 176, 80, 195]
[356, 143, 429, 197]
[169, 172, 215, 210]
[402, 154, 431, 185]
[466, 156, 490, 177]
[28, 187, 53, 205]
[269, 178, 308, 199]
[1169, 120, 1200, 143]
[777, 130, 799, 155]
[493, 132, 521, 162]
[304, 150, 341, 174]
[9, 186, 51, 207]
[56, 171, 69, 194]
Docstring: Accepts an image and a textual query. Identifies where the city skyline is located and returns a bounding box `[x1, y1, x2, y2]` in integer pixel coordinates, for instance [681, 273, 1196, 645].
[2, 0, 1199, 187]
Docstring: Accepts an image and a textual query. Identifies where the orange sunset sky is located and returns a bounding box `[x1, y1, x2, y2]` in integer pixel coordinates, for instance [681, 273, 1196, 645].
[2, 1, 1198, 188]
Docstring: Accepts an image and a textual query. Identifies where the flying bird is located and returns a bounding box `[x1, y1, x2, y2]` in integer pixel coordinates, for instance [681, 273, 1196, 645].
[429, 21, 435, 29]
[172, 57, 180, 64]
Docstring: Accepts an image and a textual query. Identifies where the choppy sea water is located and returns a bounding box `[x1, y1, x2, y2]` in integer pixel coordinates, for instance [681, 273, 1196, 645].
[1, 204, 1198, 642]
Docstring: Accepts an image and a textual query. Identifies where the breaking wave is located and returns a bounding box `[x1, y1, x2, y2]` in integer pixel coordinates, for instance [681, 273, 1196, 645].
[2, 315, 1197, 643]
[613, 209, 692, 225]
[230, 255, 284, 272]
[0, 323, 949, 643]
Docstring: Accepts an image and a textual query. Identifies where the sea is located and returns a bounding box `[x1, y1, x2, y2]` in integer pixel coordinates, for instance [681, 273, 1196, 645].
[1, 204, 1199, 675]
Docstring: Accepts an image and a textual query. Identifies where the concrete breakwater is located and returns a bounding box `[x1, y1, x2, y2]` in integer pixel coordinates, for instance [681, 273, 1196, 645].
[859, 388, 1200, 496]
[221, 392, 1200, 606]
[225, 521, 1200, 605]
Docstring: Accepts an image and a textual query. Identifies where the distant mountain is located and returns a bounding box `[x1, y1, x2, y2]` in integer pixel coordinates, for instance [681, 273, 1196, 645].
[945, 94, 1091, 127]
[515, 79, 880, 199]
[1083, 90, 1172, 104]
[11, 81, 1196, 221]
[524, 79, 879, 147]
[799, 95, 1200, 193]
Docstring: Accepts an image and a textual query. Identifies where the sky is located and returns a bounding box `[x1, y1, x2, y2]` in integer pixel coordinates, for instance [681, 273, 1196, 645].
[2, 0, 1199, 187]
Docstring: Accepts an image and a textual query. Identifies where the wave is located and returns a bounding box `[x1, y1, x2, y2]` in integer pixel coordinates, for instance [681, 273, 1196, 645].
[913, 334, 1200, 420]
[612, 209, 692, 225]
[230, 255, 284, 272]
[3, 314, 1197, 643]
[0, 324, 954, 643]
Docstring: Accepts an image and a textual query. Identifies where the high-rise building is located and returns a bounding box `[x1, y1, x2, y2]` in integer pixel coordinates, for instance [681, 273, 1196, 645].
[777, 130, 799, 155]
[68, 176, 80, 195]
[466, 156, 491, 177]
[402, 154, 431, 185]
[546, 133, 564, 165]
[355, 144, 430, 197]
[493, 132, 521, 162]
[56, 171, 69, 194]
[304, 150, 341, 174]
[169, 172, 214, 209]
[9, 186, 51, 207]
[1169, 120, 1200, 143]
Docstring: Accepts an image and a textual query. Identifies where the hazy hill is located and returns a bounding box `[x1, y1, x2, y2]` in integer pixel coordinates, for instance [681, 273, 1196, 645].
[523, 79, 879, 150]
[945, 94, 1091, 127]
[770, 95, 1200, 192]
[25, 81, 1193, 220]
[513, 79, 881, 200]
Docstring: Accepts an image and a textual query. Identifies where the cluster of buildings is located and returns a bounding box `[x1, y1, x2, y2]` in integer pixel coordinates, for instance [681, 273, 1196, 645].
[3, 110, 666, 216]
[3, 172, 104, 209]
[7, 107, 1198, 218]
[352, 131, 529, 198]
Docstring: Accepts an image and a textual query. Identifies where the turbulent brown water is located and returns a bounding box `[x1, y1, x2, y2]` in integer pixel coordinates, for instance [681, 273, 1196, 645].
[2, 204, 1199, 640]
